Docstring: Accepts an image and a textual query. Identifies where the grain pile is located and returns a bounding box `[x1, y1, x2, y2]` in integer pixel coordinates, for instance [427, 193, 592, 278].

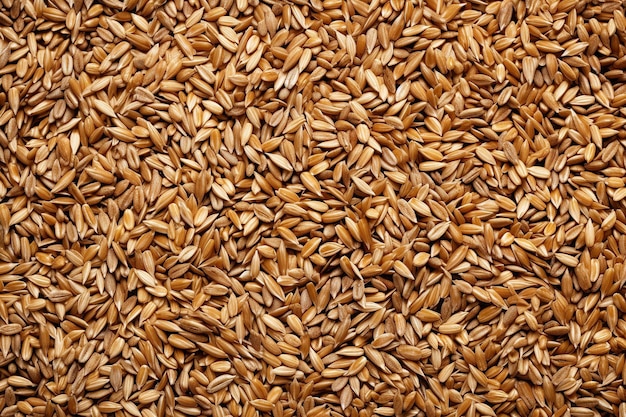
[1, 0, 626, 415]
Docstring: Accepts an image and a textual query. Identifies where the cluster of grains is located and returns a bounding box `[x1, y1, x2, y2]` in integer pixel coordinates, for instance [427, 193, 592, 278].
[2, 0, 626, 416]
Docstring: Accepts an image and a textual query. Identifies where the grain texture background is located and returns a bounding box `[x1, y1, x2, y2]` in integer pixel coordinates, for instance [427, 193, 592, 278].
[0, 0, 626, 416]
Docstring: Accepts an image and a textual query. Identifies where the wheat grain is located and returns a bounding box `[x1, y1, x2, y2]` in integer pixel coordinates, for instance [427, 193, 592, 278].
[1, 0, 626, 415]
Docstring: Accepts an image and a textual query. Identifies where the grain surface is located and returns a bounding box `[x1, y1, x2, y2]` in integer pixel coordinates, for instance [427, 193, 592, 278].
[1, 0, 626, 416]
